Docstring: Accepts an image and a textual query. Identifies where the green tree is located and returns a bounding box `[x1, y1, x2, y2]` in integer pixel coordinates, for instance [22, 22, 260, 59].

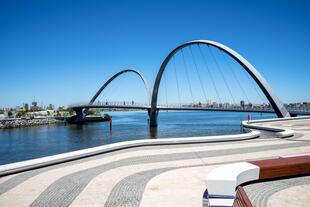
[16, 111, 26, 118]
[68, 108, 76, 116]
[7, 111, 13, 117]
[58, 106, 65, 111]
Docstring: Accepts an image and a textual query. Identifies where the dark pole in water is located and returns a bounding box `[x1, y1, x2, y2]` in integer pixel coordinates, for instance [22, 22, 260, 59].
[64, 117, 67, 125]
[109, 116, 112, 131]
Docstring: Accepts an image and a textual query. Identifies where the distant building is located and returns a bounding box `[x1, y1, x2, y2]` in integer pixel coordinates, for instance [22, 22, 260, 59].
[31, 101, 40, 111]
[240, 100, 245, 108]
[212, 102, 218, 108]
[223, 102, 230, 108]
[24, 103, 29, 111]
[47, 104, 54, 110]
[248, 102, 253, 109]
[206, 99, 212, 106]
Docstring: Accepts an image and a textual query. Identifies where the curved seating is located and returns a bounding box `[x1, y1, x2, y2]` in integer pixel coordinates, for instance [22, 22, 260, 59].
[242, 116, 310, 138]
[249, 156, 310, 180]
[204, 155, 310, 207]
[205, 162, 259, 207]
[242, 120, 294, 138]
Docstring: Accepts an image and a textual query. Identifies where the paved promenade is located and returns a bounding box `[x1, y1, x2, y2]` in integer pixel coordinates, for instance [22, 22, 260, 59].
[245, 175, 310, 207]
[0, 118, 309, 206]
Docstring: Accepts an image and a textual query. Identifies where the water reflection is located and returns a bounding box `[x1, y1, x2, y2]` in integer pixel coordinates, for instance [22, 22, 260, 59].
[149, 127, 158, 139]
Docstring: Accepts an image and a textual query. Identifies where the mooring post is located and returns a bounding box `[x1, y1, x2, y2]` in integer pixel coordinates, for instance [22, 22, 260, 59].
[109, 116, 112, 131]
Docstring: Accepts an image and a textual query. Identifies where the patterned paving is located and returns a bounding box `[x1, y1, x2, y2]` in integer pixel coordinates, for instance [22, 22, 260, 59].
[244, 176, 310, 207]
[0, 118, 309, 207]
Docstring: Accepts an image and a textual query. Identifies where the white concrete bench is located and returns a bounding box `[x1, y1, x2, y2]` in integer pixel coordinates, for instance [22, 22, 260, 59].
[242, 120, 294, 138]
[275, 129, 294, 138]
[205, 162, 259, 207]
[204, 155, 310, 206]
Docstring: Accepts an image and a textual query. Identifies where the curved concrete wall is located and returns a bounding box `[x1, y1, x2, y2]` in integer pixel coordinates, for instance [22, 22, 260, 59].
[242, 116, 310, 138]
[0, 130, 260, 176]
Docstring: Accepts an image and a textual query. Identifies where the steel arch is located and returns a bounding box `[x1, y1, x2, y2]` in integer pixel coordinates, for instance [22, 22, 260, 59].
[89, 69, 151, 105]
[149, 40, 289, 127]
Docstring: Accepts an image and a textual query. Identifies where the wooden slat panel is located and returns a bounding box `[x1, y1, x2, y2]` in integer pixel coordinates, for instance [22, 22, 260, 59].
[233, 186, 253, 207]
[249, 155, 310, 179]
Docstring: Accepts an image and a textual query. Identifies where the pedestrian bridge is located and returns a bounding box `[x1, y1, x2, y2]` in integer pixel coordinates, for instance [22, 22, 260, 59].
[69, 101, 309, 116]
[68, 39, 309, 125]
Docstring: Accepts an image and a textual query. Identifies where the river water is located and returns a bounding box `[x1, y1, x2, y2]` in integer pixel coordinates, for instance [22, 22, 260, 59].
[0, 111, 275, 164]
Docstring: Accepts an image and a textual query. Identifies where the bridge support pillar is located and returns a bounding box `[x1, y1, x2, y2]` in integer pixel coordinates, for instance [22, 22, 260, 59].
[74, 108, 85, 123]
[148, 109, 158, 128]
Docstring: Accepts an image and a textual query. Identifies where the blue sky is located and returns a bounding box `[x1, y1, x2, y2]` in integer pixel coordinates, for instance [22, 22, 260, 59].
[0, 0, 309, 108]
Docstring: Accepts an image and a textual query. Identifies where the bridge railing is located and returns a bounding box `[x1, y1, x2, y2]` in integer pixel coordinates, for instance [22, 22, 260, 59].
[68, 101, 150, 108]
[286, 106, 310, 113]
[157, 105, 275, 112]
[68, 101, 276, 112]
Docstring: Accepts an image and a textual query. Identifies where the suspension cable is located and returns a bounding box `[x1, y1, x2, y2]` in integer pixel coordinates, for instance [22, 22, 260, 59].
[181, 49, 195, 104]
[189, 45, 208, 104]
[172, 56, 182, 106]
[198, 44, 222, 104]
[164, 72, 168, 107]
[220, 50, 250, 103]
[207, 45, 237, 105]
[105, 80, 121, 102]
[245, 71, 266, 104]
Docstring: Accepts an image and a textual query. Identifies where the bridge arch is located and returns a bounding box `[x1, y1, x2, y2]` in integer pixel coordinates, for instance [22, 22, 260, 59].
[149, 40, 290, 127]
[89, 69, 151, 105]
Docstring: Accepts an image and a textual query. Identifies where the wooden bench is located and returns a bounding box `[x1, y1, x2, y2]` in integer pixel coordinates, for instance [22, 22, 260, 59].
[204, 155, 310, 207]
[249, 155, 310, 180]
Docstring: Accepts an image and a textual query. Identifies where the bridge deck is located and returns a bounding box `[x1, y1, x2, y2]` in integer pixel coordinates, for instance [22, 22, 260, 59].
[69, 104, 309, 115]
[70, 104, 277, 113]
[0, 118, 309, 207]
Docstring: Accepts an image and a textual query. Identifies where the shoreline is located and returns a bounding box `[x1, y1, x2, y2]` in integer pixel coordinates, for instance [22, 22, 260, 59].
[0, 118, 63, 129]
[0, 116, 309, 206]
[1, 116, 308, 176]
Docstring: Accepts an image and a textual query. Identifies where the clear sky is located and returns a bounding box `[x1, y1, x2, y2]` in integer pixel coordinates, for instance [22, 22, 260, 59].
[1, 0, 309, 108]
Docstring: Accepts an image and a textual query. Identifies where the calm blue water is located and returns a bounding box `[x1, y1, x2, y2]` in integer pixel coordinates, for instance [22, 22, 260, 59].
[0, 111, 275, 164]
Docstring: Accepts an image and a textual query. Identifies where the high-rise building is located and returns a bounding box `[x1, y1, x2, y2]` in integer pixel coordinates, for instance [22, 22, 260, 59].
[240, 100, 245, 108]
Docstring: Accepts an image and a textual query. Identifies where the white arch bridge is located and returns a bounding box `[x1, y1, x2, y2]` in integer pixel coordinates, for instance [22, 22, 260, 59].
[68, 40, 309, 126]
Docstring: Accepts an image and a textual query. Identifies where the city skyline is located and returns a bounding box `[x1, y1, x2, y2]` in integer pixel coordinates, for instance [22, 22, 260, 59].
[1, 0, 310, 108]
